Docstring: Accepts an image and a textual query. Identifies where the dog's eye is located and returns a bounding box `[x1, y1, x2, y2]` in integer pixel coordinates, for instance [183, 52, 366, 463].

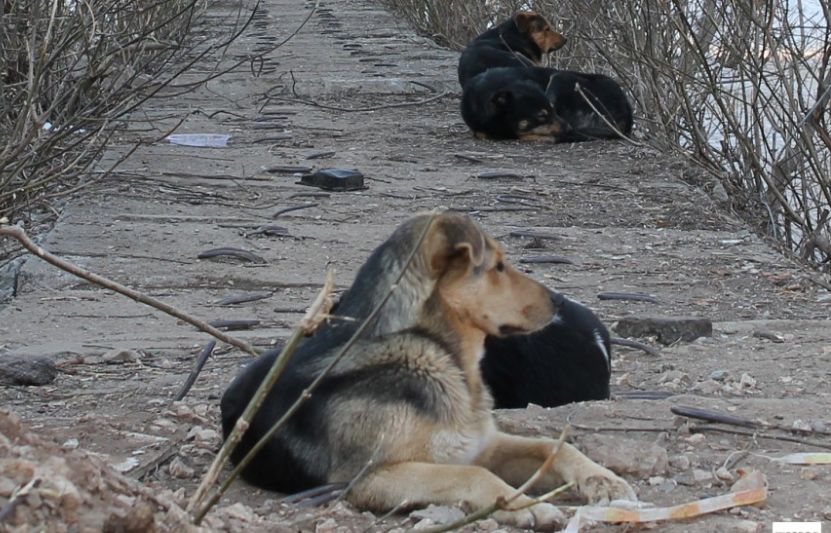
[495, 261, 505, 272]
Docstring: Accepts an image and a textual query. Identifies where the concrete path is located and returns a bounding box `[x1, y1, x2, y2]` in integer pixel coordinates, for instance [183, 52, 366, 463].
[1, 0, 830, 530]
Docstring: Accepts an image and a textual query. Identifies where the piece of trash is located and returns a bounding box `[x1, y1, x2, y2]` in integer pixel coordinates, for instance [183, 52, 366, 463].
[167, 133, 231, 147]
[263, 164, 313, 174]
[771, 453, 831, 465]
[207, 319, 261, 331]
[112, 457, 141, 473]
[215, 291, 273, 306]
[300, 168, 365, 191]
[197, 247, 267, 264]
[475, 171, 533, 180]
[563, 469, 767, 532]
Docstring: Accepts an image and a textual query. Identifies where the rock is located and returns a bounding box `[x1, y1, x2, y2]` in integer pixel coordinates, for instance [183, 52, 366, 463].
[792, 419, 812, 432]
[614, 316, 713, 345]
[167, 457, 194, 479]
[577, 435, 668, 476]
[412, 518, 436, 530]
[715, 466, 735, 482]
[692, 468, 713, 485]
[186, 426, 220, 446]
[693, 379, 723, 395]
[102, 349, 141, 364]
[315, 517, 338, 533]
[669, 455, 691, 471]
[709, 369, 729, 381]
[477, 518, 499, 531]
[739, 373, 757, 389]
[410, 504, 465, 525]
[112, 457, 141, 473]
[103, 499, 156, 533]
[0, 354, 57, 385]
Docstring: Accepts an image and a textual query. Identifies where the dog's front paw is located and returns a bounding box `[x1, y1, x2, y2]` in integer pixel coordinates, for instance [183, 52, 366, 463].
[577, 467, 637, 504]
[493, 501, 565, 531]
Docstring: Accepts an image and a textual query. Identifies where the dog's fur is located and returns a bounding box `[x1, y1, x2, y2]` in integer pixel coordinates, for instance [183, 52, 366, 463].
[458, 11, 566, 88]
[461, 66, 633, 142]
[461, 69, 563, 140]
[482, 296, 611, 408]
[221, 212, 635, 529]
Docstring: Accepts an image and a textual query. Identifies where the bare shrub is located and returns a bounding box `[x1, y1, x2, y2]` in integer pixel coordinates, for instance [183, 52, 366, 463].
[383, 0, 831, 271]
[0, 0, 203, 221]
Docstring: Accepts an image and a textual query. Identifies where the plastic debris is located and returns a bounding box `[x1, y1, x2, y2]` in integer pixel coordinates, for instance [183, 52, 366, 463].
[166, 133, 230, 147]
[563, 470, 767, 532]
[300, 168, 365, 191]
[771, 453, 831, 465]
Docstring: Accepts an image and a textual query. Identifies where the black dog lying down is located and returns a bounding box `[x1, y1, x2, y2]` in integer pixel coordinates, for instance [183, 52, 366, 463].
[481, 295, 611, 408]
[458, 11, 567, 87]
[461, 66, 633, 142]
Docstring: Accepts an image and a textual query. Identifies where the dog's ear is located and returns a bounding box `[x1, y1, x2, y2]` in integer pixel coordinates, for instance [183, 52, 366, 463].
[424, 213, 486, 276]
[491, 90, 512, 108]
[513, 11, 542, 33]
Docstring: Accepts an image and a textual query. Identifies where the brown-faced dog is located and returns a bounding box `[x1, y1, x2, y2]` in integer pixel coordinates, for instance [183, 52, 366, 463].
[221, 212, 636, 530]
[458, 11, 567, 88]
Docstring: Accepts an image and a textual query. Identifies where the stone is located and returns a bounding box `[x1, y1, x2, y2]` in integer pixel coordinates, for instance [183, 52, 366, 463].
[577, 435, 668, 476]
[103, 500, 156, 533]
[669, 455, 691, 471]
[167, 457, 194, 479]
[613, 316, 713, 345]
[315, 517, 338, 533]
[0, 354, 57, 386]
[709, 369, 729, 381]
[410, 504, 465, 525]
[692, 468, 714, 484]
[101, 349, 141, 364]
[477, 518, 499, 531]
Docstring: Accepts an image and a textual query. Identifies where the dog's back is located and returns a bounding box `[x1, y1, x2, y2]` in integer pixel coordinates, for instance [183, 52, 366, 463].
[481, 297, 611, 408]
[458, 12, 565, 87]
[541, 68, 633, 142]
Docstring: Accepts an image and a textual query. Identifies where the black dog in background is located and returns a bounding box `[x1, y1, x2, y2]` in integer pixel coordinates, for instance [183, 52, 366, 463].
[254, 292, 612, 411]
[481, 295, 611, 408]
[458, 11, 566, 87]
[461, 66, 633, 142]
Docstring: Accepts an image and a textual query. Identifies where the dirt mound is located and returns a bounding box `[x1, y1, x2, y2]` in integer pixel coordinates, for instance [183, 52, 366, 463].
[0, 409, 197, 532]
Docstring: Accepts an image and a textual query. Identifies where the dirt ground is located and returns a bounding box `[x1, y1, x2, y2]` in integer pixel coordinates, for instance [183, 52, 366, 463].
[1, 0, 830, 531]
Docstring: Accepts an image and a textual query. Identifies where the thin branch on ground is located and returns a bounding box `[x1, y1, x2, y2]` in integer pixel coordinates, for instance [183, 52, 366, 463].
[0, 225, 259, 357]
[173, 341, 217, 402]
[188, 269, 336, 516]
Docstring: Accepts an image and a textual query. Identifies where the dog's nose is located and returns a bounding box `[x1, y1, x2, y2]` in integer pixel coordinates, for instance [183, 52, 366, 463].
[549, 290, 565, 308]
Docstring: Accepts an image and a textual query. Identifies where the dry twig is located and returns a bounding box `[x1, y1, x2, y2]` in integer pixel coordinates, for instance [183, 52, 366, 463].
[0, 224, 259, 356]
[188, 269, 336, 516]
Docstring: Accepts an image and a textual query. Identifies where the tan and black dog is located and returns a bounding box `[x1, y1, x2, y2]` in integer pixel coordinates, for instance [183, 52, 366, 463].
[458, 11, 566, 87]
[221, 212, 636, 529]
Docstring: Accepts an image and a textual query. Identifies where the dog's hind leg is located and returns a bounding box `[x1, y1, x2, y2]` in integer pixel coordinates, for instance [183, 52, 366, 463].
[347, 462, 565, 530]
[475, 432, 637, 504]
